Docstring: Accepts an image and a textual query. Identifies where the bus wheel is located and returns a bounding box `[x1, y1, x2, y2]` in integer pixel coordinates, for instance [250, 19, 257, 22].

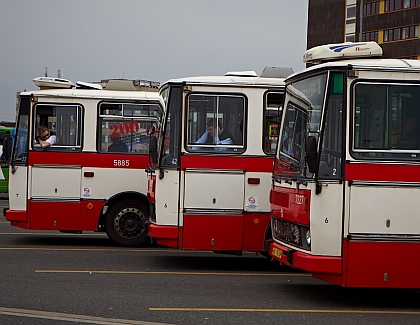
[105, 199, 148, 246]
[260, 223, 272, 258]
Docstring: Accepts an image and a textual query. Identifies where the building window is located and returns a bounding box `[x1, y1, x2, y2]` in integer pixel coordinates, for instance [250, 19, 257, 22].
[347, 5, 356, 20]
[385, 0, 419, 11]
[362, 31, 379, 42]
[346, 33, 356, 42]
[363, 1, 380, 15]
[345, 1, 357, 42]
[384, 25, 419, 42]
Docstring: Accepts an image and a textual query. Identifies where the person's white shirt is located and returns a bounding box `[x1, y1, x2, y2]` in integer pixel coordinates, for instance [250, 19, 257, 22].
[36, 134, 56, 148]
[46, 135, 56, 145]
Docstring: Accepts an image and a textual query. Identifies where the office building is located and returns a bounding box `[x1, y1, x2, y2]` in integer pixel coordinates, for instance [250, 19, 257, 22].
[307, 0, 420, 59]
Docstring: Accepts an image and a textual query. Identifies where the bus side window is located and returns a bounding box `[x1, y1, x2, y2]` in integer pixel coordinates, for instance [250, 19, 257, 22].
[186, 94, 245, 153]
[353, 83, 419, 159]
[98, 102, 162, 154]
[33, 104, 83, 152]
[264, 92, 284, 154]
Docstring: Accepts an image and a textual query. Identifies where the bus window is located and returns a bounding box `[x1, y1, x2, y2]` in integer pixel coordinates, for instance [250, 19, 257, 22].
[318, 72, 344, 179]
[186, 94, 245, 153]
[280, 103, 307, 168]
[12, 97, 30, 164]
[98, 102, 161, 154]
[263, 92, 284, 154]
[353, 83, 420, 159]
[33, 104, 82, 151]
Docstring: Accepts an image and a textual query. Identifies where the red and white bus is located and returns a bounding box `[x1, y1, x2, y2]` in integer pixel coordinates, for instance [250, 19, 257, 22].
[269, 42, 420, 288]
[5, 77, 163, 246]
[147, 68, 292, 254]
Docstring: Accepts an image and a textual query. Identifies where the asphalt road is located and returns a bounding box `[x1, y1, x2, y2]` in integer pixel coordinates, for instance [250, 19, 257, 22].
[1, 195, 419, 325]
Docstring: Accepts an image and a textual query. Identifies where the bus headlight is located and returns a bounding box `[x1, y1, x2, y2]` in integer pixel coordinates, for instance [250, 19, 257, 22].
[305, 229, 311, 247]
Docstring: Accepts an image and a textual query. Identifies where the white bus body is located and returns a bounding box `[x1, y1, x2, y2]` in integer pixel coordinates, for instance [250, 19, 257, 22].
[148, 69, 292, 254]
[269, 43, 420, 288]
[6, 78, 163, 246]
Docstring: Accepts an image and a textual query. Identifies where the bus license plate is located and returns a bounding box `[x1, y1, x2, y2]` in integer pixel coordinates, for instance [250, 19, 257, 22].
[271, 247, 282, 259]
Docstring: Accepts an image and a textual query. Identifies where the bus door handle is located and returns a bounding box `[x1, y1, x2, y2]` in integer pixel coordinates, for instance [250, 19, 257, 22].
[84, 172, 94, 177]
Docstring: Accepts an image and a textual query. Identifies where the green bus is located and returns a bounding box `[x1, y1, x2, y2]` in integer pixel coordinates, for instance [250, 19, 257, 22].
[0, 126, 15, 193]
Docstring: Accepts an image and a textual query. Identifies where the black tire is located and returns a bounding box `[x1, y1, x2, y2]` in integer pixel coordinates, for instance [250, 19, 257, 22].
[105, 199, 149, 246]
[260, 223, 272, 258]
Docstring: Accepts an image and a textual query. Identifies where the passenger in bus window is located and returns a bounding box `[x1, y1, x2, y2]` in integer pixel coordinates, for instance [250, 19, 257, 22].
[282, 136, 293, 155]
[108, 133, 128, 152]
[196, 118, 234, 145]
[36, 126, 56, 149]
[396, 117, 418, 149]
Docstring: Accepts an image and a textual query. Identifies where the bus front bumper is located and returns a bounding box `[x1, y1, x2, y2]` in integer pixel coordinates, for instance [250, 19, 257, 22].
[148, 223, 179, 248]
[269, 241, 342, 275]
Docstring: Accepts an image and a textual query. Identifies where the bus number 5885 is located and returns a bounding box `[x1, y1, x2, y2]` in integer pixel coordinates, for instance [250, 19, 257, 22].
[114, 160, 130, 167]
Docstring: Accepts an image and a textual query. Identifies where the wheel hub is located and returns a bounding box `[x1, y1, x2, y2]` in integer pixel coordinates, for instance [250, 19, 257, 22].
[114, 207, 145, 239]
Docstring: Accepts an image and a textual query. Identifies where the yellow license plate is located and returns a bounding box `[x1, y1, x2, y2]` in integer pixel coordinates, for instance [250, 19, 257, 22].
[271, 247, 282, 259]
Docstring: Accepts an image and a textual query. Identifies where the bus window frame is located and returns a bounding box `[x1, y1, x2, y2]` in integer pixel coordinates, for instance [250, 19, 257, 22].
[97, 100, 163, 154]
[32, 102, 84, 152]
[184, 91, 247, 154]
[315, 71, 346, 180]
[275, 72, 329, 179]
[350, 80, 420, 161]
[159, 83, 183, 169]
[263, 90, 284, 155]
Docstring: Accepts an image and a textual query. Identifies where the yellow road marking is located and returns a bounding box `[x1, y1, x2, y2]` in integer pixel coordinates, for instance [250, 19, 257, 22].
[0, 246, 268, 256]
[0, 232, 106, 236]
[35, 269, 308, 276]
[149, 307, 420, 315]
[0, 307, 171, 325]
[0, 247, 175, 252]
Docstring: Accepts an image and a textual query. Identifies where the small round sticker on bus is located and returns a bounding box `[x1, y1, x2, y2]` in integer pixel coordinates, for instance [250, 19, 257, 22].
[246, 196, 258, 209]
[82, 187, 92, 198]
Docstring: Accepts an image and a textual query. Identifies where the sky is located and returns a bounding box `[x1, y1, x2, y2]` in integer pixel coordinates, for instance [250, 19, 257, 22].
[0, 0, 308, 122]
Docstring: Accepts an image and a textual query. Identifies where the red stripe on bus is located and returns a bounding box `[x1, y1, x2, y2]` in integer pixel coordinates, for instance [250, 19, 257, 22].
[346, 163, 420, 182]
[180, 155, 274, 172]
[28, 152, 150, 169]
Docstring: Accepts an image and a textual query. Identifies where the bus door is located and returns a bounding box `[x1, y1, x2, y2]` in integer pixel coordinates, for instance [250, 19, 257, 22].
[150, 84, 183, 244]
[281, 72, 345, 258]
[29, 103, 83, 230]
[8, 96, 31, 223]
[182, 93, 246, 250]
[310, 72, 345, 257]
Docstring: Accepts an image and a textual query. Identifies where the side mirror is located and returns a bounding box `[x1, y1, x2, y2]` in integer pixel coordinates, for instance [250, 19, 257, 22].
[149, 135, 158, 164]
[305, 136, 318, 173]
[2, 136, 12, 162]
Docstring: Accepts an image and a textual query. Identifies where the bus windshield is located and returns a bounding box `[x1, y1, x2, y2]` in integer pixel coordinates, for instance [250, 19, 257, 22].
[275, 74, 327, 177]
[12, 96, 30, 164]
[158, 84, 182, 168]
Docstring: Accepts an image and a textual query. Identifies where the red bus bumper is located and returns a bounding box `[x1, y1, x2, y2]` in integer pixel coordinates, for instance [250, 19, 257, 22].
[269, 241, 342, 283]
[270, 239, 420, 288]
[148, 223, 179, 248]
[4, 209, 28, 229]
